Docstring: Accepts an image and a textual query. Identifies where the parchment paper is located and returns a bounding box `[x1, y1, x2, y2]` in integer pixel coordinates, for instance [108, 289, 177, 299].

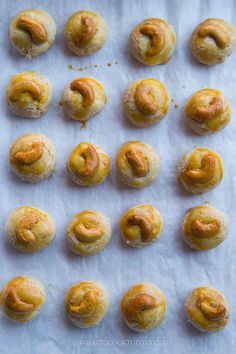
[0, 0, 235, 353]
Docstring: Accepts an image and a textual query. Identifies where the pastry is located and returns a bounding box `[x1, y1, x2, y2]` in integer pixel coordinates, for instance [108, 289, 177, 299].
[9, 9, 56, 57]
[65, 281, 109, 328]
[116, 141, 160, 188]
[9, 132, 57, 183]
[129, 18, 176, 65]
[5, 206, 56, 253]
[67, 210, 111, 256]
[61, 77, 107, 122]
[120, 283, 166, 332]
[177, 147, 223, 194]
[190, 18, 236, 65]
[123, 78, 169, 127]
[185, 88, 231, 135]
[0, 276, 45, 323]
[67, 142, 110, 186]
[182, 203, 228, 251]
[185, 287, 229, 332]
[120, 204, 163, 248]
[6, 72, 52, 118]
[64, 10, 107, 56]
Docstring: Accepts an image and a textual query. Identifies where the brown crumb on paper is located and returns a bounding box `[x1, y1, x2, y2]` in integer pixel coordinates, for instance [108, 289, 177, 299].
[171, 98, 179, 109]
[67, 61, 118, 72]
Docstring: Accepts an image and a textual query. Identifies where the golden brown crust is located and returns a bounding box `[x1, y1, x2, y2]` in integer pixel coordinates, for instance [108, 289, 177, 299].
[123, 79, 169, 127]
[66, 210, 112, 256]
[5, 206, 55, 253]
[185, 89, 231, 135]
[185, 287, 229, 332]
[9, 133, 57, 183]
[0, 276, 45, 323]
[129, 18, 176, 65]
[121, 283, 166, 332]
[64, 11, 107, 56]
[67, 142, 110, 187]
[190, 18, 236, 65]
[177, 147, 223, 194]
[9, 9, 56, 57]
[182, 203, 228, 250]
[120, 204, 163, 248]
[65, 281, 109, 327]
[61, 77, 107, 122]
[116, 141, 160, 188]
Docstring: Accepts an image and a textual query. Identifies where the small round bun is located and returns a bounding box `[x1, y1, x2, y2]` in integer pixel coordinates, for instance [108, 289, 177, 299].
[9, 9, 56, 57]
[190, 18, 236, 65]
[185, 287, 229, 332]
[123, 78, 169, 127]
[116, 141, 160, 188]
[182, 203, 228, 251]
[65, 281, 109, 328]
[120, 204, 163, 248]
[0, 276, 45, 323]
[67, 210, 112, 256]
[185, 88, 231, 135]
[67, 142, 110, 186]
[61, 77, 107, 122]
[120, 283, 166, 332]
[5, 206, 55, 253]
[129, 18, 176, 65]
[177, 147, 223, 194]
[6, 72, 52, 118]
[9, 132, 57, 183]
[64, 10, 107, 56]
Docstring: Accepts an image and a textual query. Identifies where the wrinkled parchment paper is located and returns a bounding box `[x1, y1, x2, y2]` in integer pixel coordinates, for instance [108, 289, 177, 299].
[0, 0, 235, 353]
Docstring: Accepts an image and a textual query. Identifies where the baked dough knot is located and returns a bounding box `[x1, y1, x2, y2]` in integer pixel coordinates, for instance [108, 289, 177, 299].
[16, 16, 47, 45]
[197, 288, 227, 321]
